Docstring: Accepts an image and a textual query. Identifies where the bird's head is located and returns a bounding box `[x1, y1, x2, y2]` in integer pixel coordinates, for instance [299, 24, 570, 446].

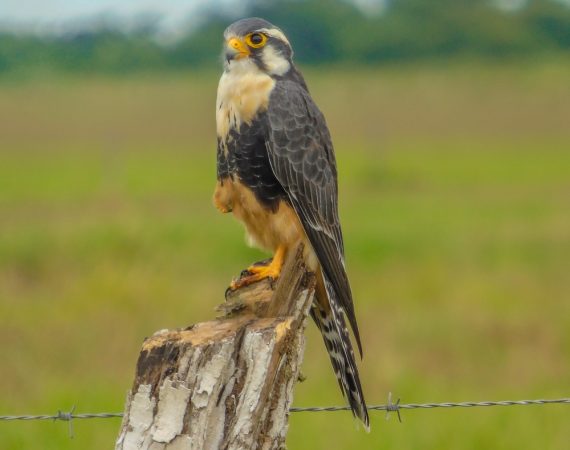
[223, 17, 293, 76]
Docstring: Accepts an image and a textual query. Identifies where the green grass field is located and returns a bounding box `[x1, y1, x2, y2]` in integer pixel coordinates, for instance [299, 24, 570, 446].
[1, 62, 569, 449]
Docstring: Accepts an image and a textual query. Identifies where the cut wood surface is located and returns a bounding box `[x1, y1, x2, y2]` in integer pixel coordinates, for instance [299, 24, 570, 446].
[116, 245, 316, 450]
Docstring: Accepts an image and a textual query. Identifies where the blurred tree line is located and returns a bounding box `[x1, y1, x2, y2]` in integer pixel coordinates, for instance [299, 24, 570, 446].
[0, 0, 569, 75]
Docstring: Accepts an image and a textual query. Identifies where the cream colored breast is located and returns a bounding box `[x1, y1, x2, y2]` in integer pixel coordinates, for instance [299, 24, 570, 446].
[216, 61, 276, 143]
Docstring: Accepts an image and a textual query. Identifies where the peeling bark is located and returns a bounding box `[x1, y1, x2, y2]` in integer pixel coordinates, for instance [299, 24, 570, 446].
[116, 246, 315, 450]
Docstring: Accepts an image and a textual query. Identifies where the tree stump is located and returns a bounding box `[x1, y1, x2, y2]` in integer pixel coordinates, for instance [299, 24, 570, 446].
[116, 245, 315, 450]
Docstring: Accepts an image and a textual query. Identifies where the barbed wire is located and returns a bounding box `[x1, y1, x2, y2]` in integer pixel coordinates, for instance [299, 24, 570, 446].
[0, 406, 123, 439]
[1, 395, 568, 437]
[290, 395, 570, 422]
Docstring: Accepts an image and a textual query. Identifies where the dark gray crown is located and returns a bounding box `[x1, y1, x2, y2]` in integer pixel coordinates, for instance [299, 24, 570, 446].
[224, 17, 279, 37]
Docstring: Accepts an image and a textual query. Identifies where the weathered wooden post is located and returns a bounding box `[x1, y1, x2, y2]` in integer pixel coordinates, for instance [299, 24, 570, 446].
[116, 245, 315, 450]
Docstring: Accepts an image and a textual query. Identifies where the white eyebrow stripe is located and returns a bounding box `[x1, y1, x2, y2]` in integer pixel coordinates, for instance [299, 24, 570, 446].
[258, 28, 290, 46]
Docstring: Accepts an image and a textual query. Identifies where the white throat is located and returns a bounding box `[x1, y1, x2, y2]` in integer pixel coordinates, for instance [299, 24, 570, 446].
[216, 58, 276, 143]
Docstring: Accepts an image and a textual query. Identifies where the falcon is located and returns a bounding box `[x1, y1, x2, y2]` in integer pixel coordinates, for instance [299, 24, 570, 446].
[213, 17, 369, 428]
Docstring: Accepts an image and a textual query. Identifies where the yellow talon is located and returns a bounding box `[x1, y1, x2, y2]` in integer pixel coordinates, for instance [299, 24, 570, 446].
[230, 245, 286, 289]
[246, 262, 281, 279]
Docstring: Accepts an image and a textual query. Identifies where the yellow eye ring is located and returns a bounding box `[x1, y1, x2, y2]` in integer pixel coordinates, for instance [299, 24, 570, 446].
[245, 32, 267, 49]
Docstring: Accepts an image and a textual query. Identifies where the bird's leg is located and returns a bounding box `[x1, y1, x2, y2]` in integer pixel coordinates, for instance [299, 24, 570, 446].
[246, 245, 285, 277]
[231, 245, 286, 290]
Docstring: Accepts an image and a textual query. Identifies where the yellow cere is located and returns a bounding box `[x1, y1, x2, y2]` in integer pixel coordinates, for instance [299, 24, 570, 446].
[228, 37, 250, 58]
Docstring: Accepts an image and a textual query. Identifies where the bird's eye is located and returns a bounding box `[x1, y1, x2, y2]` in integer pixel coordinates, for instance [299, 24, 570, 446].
[245, 33, 267, 48]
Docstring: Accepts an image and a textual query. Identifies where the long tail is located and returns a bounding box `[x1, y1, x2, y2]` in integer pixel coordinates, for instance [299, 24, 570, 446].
[311, 275, 370, 430]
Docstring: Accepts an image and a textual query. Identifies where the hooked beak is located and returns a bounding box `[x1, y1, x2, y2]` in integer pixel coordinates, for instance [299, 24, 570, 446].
[225, 37, 250, 62]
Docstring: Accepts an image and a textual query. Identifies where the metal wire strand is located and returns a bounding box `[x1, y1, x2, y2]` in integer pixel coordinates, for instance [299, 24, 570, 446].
[289, 397, 570, 413]
[1, 397, 569, 429]
[0, 412, 124, 421]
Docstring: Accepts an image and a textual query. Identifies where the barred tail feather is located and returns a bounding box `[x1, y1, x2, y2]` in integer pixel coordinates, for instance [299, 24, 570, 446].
[311, 277, 370, 430]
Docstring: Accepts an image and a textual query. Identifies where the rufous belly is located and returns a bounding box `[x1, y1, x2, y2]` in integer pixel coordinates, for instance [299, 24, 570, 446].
[213, 178, 318, 270]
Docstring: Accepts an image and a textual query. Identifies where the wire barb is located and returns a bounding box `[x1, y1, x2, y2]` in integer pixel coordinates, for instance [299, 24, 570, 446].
[385, 392, 402, 422]
[54, 405, 75, 439]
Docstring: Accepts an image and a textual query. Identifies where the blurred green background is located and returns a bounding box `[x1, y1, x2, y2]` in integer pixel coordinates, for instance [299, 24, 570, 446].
[1, 0, 569, 449]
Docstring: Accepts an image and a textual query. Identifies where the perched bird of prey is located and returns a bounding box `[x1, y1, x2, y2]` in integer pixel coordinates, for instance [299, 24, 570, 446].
[213, 17, 369, 428]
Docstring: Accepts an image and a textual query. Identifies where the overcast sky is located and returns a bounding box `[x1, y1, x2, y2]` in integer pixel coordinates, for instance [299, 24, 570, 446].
[1, 0, 568, 34]
[0, 0, 251, 34]
[0, 0, 217, 22]
[0, 0, 393, 33]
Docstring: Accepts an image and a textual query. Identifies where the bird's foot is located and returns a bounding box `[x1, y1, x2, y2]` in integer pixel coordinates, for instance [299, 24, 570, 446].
[230, 260, 281, 290]
[229, 246, 285, 290]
